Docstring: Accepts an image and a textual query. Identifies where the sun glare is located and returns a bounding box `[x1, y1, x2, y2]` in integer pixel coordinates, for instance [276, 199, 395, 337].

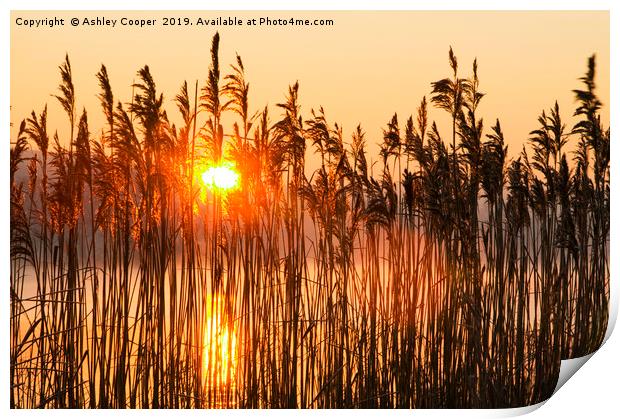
[202, 296, 237, 388]
[201, 163, 240, 191]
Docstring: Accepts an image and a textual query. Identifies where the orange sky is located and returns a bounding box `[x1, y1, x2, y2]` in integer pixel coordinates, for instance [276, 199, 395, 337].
[11, 11, 609, 168]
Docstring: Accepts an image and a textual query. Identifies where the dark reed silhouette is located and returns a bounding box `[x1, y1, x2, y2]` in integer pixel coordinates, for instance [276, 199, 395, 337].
[10, 34, 609, 408]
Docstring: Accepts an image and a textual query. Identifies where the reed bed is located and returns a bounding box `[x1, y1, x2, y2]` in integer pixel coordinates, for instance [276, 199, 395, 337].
[10, 35, 609, 408]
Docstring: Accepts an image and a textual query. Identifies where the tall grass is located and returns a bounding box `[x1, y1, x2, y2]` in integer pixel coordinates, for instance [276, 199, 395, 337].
[10, 35, 609, 408]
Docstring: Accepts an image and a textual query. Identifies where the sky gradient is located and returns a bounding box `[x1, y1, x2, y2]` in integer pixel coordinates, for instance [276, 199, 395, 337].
[11, 10, 609, 165]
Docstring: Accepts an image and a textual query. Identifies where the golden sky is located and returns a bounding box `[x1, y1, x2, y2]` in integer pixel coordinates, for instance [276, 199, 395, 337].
[11, 11, 609, 166]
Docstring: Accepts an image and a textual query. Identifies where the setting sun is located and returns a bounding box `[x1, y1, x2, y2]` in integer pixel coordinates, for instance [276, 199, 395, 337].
[201, 163, 240, 191]
[9, 12, 610, 410]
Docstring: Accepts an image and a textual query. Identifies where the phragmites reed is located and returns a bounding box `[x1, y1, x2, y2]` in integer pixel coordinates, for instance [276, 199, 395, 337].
[10, 36, 609, 408]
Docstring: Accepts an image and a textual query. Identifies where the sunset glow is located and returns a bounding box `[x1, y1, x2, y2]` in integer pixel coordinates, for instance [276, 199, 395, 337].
[9, 11, 610, 409]
[202, 298, 237, 388]
[201, 163, 240, 191]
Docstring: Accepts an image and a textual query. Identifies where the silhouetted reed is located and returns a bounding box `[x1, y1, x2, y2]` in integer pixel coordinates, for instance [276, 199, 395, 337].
[10, 35, 609, 408]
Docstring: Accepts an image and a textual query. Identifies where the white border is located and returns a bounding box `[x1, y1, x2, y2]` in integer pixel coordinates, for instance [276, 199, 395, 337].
[2, 2, 617, 418]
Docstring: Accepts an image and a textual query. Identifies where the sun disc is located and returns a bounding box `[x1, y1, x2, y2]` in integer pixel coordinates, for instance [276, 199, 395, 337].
[201, 163, 240, 191]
